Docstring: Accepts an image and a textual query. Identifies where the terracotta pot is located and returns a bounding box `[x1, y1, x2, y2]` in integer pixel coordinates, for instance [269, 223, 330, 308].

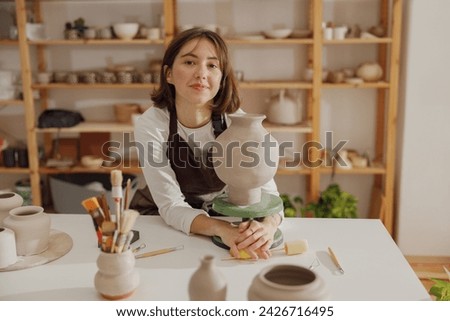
[248, 264, 330, 300]
[188, 255, 227, 301]
[0, 192, 23, 226]
[94, 249, 139, 300]
[213, 113, 279, 205]
[3, 205, 50, 256]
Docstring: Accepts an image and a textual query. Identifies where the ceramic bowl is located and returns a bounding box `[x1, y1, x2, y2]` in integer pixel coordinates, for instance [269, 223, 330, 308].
[263, 28, 292, 39]
[113, 23, 139, 40]
[81, 155, 104, 169]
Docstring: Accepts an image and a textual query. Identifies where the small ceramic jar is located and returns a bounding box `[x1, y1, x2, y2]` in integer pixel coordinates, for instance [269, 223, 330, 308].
[3, 205, 50, 256]
[248, 264, 330, 300]
[0, 192, 23, 226]
[94, 249, 140, 300]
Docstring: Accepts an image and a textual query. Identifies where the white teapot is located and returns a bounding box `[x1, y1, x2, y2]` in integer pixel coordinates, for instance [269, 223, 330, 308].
[266, 89, 303, 125]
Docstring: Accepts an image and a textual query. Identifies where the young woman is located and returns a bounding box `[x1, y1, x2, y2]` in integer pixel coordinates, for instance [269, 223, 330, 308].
[131, 28, 283, 259]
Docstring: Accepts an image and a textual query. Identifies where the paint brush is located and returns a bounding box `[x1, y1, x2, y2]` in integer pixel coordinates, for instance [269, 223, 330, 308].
[115, 209, 139, 253]
[111, 169, 123, 231]
[101, 221, 116, 252]
[124, 178, 131, 211]
[135, 245, 184, 259]
[81, 197, 105, 247]
[99, 193, 111, 222]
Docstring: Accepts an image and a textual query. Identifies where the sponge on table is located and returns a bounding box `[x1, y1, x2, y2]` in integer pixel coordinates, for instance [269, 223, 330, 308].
[284, 239, 309, 255]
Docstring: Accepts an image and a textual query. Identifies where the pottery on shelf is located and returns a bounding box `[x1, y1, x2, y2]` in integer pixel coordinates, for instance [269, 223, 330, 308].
[267, 89, 303, 125]
[188, 255, 227, 301]
[94, 249, 140, 300]
[213, 113, 279, 205]
[3, 205, 50, 256]
[356, 62, 383, 82]
[0, 192, 23, 226]
[248, 264, 330, 301]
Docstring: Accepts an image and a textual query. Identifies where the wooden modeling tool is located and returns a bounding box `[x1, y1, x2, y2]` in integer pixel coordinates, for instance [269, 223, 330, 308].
[135, 245, 184, 259]
[99, 193, 111, 222]
[101, 221, 116, 252]
[111, 169, 123, 231]
[328, 247, 344, 274]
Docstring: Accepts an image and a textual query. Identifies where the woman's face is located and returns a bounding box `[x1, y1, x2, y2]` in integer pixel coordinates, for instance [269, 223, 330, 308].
[166, 38, 222, 109]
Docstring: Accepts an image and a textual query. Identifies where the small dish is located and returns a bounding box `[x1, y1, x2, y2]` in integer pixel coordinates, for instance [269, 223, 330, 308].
[262, 28, 292, 39]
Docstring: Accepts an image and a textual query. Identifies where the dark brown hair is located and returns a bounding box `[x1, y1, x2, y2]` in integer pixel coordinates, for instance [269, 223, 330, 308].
[151, 28, 240, 115]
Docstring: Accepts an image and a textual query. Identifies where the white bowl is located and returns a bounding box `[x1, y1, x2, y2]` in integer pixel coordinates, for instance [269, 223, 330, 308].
[81, 155, 104, 169]
[113, 23, 139, 40]
[263, 28, 292, 39]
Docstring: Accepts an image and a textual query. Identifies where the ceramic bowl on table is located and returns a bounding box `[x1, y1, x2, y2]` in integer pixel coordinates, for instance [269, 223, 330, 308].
[262, 28, 292, 39]
[113, 23, 139, 40]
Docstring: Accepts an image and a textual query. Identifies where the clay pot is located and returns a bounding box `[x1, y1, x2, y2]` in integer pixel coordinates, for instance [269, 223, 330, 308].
[0, 227, 17, 268]
[356, 62, 383, 82]
[267, 89, 303, 125]
[94, 249, 140, 300]
[188, 255, 227, 301]
[3, 205, 50, 256]
[213, 113, 279, 205]
[248, 264, 330, 301]
[0, 192, 23, 226]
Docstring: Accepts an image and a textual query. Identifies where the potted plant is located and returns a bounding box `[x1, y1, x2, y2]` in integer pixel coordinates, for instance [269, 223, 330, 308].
[429, 267, 450, 301]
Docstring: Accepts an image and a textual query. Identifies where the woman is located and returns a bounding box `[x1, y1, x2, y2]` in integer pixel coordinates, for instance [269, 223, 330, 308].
[131, 28, 283, 259]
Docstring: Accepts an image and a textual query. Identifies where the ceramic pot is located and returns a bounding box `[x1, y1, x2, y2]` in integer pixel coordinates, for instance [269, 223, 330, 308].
[3, 205, 50, 256]
[248, 264, 330, 301]
[267, 89, 303, 125]
[356, 62, 383, 82]
[94, 249, 140, 300]
[213, 113, 279, 205]
[188, 255, 227, 301]
[0, 227, 17, 268]
[0, 192, 23, 226]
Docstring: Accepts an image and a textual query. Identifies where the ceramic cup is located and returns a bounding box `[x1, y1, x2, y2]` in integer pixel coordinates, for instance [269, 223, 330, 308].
[37, 72, 53, 84]
[3, 205, 50, 256]
[147, 28, 160, 40]
[333, 26, 348, 40]
[0, 227, 17, 268]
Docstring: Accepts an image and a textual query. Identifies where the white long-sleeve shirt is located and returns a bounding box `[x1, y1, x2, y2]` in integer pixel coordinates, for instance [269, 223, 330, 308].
[133, 107, 282, 235]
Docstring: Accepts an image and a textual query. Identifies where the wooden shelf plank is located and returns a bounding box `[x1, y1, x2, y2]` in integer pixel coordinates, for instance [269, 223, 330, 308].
[319, 163, 386, 175]
[28, 39, 165, 46]
[32, 83, 158, 90]
[0, 167, 30, 174]
[227, 38, 313, 45]
[322, 81, 390, 89]
[0, 40, 19, 46]
[323, 37, 393, 45]
[35, 122, 133, 133]
[40, 164, 141, 175]
[239, 81, 313, 89]
[0, 99, 24, 106]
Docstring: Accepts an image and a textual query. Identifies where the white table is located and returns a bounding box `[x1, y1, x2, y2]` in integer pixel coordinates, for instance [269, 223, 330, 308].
[0, 214, 430, 301]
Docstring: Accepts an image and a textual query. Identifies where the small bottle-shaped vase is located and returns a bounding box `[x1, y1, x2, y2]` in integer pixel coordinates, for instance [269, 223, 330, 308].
[3, 205, 50, 256]
[0, 192, 23, 226]
[94, 249, 140, 300]
[188, 255, 227, 301]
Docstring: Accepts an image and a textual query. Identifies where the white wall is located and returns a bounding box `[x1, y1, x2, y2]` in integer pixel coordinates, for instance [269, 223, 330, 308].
[396, 0, 450, 256]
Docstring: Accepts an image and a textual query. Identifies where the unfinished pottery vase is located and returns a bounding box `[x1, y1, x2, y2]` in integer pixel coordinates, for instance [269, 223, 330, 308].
[0, 192, 23, 226]
[188, 255, 227, 301]
[213, 113, 279, 205]
[94, 249, 140, 300]
[248, 264, 330, 301]
[3, 205, 50, 256]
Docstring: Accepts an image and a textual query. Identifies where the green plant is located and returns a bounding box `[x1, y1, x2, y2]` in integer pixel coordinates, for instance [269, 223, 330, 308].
[280, 194, 303, 218]
[301, 183, 358, 218]
[429, 278, 450, 301]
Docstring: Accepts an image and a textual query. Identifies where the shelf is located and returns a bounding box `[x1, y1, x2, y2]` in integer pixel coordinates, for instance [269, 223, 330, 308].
[321, 82, 390, 89]
[0, 167, 30, 174]
[319, 163, 386, 175]
[28, 39, 165, 46]
[0, 99, 24, 106]
[263, 120, 312, 134]
[0, 39, 19, 46]
[323, 37, 393, 45]
[239, 81, 313, 90]
[32, 83, 158, 90]
[40, 164, 141, 175]
[227, 38, 313, 45]
[35, 122, 133, 133]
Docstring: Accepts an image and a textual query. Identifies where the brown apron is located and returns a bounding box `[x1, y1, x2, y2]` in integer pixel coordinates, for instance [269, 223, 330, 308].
[130, 108, 227, 215]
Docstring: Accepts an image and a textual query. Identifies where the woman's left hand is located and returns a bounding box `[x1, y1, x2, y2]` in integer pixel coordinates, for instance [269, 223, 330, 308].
[234, 215, 279, 259]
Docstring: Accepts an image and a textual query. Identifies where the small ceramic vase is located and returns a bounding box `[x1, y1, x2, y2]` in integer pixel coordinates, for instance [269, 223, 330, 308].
[248, 264, 330, 301]
[94, 249, 140, 300]
[188, 255, 227, 301]
[3, 205, 50, 256]
[213, 113, 279, 205]
[0, 192, 23, 226]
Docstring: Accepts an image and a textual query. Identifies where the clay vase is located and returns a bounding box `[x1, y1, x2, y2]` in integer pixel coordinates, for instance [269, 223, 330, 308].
[356, 62, 383, 82]
[0, 192, 23, 226]
[94, 249, 140, 300]
[213, 113, 279, 205]
[188, 255, 227, 301]
[3, 205, 50, 256]
[248, 264, 330, 301]
[0, 227, 17, 268]
[267, 89, 303, 125]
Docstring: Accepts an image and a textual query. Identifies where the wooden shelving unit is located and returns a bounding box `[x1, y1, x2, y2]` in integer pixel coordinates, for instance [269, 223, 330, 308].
[5, 0, 402, 234]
